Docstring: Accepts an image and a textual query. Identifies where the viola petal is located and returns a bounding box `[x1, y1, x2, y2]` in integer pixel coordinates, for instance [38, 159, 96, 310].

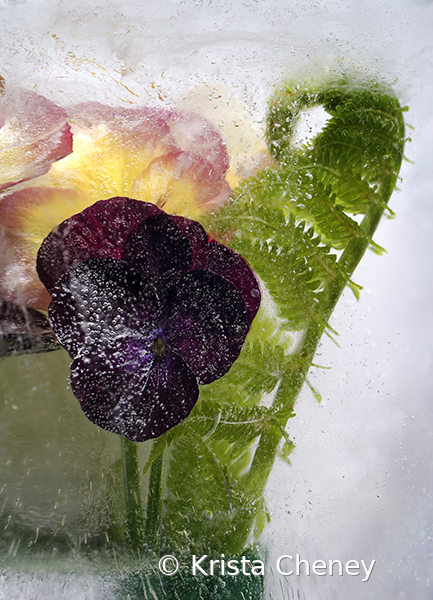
[48, 258, 159, 358]
[36, 102, 231, 219]
[180, 84, 274, 188]
[0, 186, 89, 310]
[37, 102, 170, 201]
[0, 80, 72, 191]
[71, 345, 198, 442]
[67, 102, 172, 143]
[195, 241, 261, 326]
[167, 110, 230, 181]
[0, 187, 143, 310]
[161, 212, 261, 324]
[131, 150, 232, 218]
[163, 270, 249, 384]
[169, 213, 209, 264]
[121, 211, 193, 300]
[37, 197, 161, 294]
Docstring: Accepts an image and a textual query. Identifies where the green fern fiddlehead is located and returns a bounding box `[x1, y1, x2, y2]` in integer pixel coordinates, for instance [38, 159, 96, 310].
[146, 74, 407, 556]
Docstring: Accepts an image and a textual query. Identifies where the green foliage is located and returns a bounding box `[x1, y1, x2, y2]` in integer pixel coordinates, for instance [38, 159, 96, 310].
[200, 338, 287, 405]
[265, 76, 405, 249]
[142, 72, 407, 556]
[210, 193, 341, 330]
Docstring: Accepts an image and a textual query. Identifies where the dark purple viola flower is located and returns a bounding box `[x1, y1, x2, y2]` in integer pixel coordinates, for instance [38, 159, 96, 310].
[36, 197, 161, 294]
[37, 198, 261, 442]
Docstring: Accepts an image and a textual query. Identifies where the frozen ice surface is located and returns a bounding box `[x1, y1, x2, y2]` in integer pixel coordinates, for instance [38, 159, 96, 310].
[0, 571, 116, 600]
[0, 0, 432, 599]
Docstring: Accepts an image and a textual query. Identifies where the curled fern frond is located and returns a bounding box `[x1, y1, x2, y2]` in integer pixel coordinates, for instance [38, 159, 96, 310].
[150, 72, 407, 556]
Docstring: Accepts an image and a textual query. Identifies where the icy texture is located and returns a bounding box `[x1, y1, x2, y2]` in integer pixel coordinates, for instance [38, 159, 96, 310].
[42, 200, 260, 441]
[0, 99, 232, 311]
[0, 297, 59, 356]
[0, 79, 72, 191]
[36, 197, 160, 294]
[0, 1, 430, 599]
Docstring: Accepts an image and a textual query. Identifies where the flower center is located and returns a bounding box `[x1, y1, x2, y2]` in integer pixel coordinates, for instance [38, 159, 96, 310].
[151, 334, 167, 357]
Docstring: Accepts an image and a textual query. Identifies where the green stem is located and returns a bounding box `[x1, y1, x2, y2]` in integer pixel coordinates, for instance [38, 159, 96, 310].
[230, 169, 402, 554]
[144, 452, 164, 552]
[121, 436, 145, 552]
